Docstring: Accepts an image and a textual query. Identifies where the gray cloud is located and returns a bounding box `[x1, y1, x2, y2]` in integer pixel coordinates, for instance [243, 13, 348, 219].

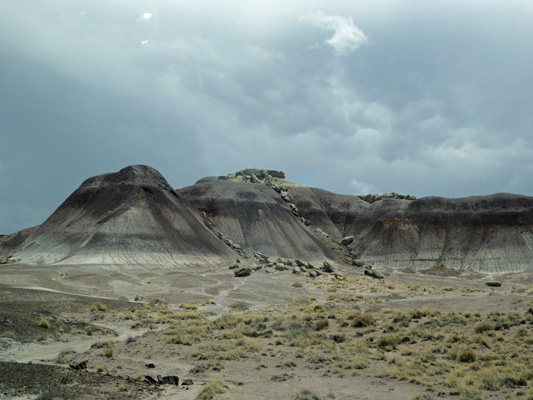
[1, 0, 532, 234]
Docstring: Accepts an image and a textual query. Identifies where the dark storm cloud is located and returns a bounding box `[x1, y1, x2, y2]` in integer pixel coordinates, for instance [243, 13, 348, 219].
[1, 0, 532, 234]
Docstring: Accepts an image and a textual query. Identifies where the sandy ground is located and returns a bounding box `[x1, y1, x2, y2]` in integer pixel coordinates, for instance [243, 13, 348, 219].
[1, 261, 532, 399]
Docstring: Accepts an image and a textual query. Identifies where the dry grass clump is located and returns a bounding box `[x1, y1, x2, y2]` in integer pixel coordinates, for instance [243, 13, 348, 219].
[90, 302, 107, 312]
[473, 321, 493, 334]
[196, 378, 228, 400]
[457, 349, 476, 363]
[294, 389, 320, 400]
[179, 303, 199, 310]
[37, 316, 52, 329]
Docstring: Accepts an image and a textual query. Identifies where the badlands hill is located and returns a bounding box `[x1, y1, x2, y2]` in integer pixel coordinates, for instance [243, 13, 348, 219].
[2, 165, 533, 273]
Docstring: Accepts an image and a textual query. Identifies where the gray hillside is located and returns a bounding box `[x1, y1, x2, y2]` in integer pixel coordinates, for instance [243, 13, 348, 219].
[6, 165, 235, 267]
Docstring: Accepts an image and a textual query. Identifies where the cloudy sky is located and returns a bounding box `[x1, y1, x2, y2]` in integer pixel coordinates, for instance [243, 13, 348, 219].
[1, 0, 532, 234]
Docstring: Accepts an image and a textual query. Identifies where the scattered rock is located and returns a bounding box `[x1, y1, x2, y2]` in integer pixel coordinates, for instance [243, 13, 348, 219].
[485, 282, 502, 287]
[182, 379, 194, 386]
[352, 260, 365, 267]
[252, 264, 263, 271]
[322, 261, 335, 273]
[358, 193, 416, 204]
[364, 269, 384, 279]
[308, 270, 318, 278]
[234, 268, 252, 277]
[292, 267, 301, 274]
[158, 375, 179, 386]
[341, 236, 354, 245]
[69, 360, 88, 370]
[295, 259, 306, 267]
[144, 375, 158, 385]
[145, 363, 156, 369]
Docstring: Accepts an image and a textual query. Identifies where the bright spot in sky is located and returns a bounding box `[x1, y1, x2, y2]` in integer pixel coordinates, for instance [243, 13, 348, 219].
[143, 13, 152, 20]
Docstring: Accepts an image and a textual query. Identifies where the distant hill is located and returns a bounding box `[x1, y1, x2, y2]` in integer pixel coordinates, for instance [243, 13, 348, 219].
[2, 165, 533, 273]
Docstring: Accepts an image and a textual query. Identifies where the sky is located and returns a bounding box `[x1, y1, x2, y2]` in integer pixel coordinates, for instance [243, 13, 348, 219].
[1, 0, 533, 234]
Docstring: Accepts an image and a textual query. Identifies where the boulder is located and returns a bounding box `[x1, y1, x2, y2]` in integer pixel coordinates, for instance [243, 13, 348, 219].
[234, 268, 252, 277]
[364, 269, 384, 279]
[308, 270, 318, 278]
[144, 376, 158, 384]
[295, 259, 306, 267]
[158, 375, 179, 386]
[485, 282, 502, 287]
[69, 360, 88, 370]
[352, 260, 365, 267]
[341, 236, 354, 245]
[292, 266, 302, 274]
[182, 379, 194, 386]
[322, 261, 335, 273]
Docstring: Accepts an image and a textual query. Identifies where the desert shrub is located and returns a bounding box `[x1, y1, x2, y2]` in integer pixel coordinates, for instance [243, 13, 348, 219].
[331, 334, 346, 343]
[377, 335, 398, 351]
[91, 340, 113, 349]
[103, 347, 113, 358]
[37, 317, 51, 329]
[180, 303, 198, 310]
[230, 302, 250, 311]
[352, 314, 374, 328]
[392, 312, 412, 327]
[314, 319, 329, 331]
[473, 321, 493, 334]
[196, 378, 227, 400]
[458, 349, 476, 363]
[306, 351, 333, 364]
[294, 389, 320, 400]
[90, 302, 107, 312]
[284, 360, 297, 368]
[85, 326, 101, 336]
